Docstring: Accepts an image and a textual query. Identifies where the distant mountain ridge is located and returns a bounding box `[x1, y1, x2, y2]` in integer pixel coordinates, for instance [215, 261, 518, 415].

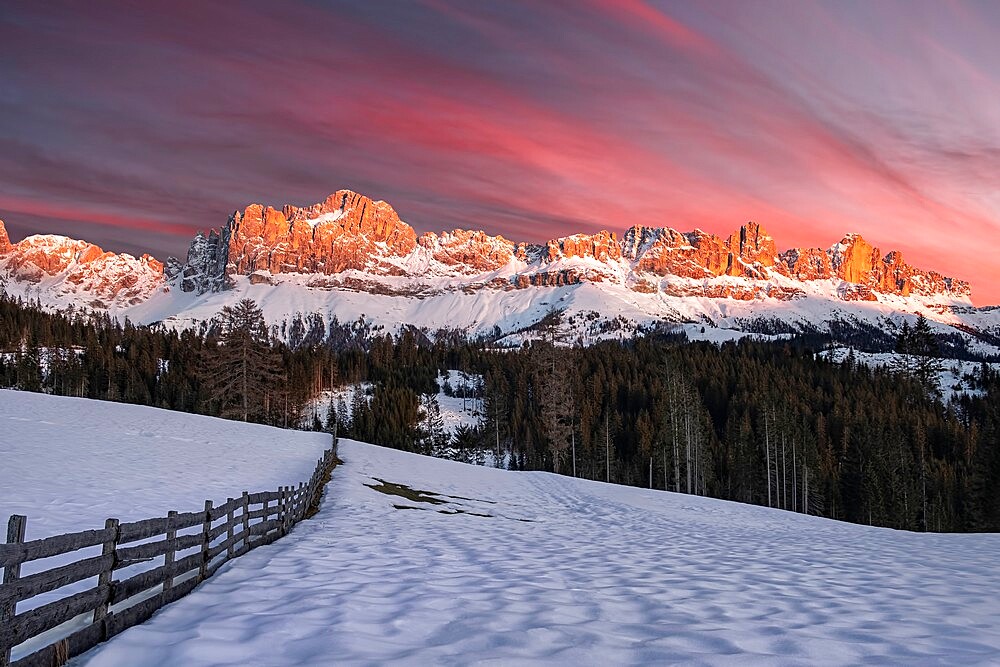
[163, 189, 969, 302]
[0, 191, 996, 354]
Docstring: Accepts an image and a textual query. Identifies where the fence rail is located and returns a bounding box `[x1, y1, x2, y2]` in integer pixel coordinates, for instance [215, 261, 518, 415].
[0, 439, 338, 667]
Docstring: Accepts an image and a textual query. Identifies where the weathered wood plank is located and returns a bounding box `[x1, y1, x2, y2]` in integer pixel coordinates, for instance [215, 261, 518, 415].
[225, 499, 235, 561]
[0, 527, 115, 570]
[247, 506, 279, 521]
[5, 584, 109, 648]
[241, 492, 250, 552]
[2, 515, 28, 667]
[208, 529, 249, 560]
[106, 575, 198, 640]
[163, 511, 177, 593]
[117, 512, 201, 543]
[114, 533, 200, 565]
[207, 520, 231, 543]
[247, 490, 281, 504]
[0, 553, 112, 606]
[91, 519, 118, 626]
[247, 519, 281, 538]
[208, 498, 240, 522]
[10, 620, 103, 667]
[110, 552, 200, 606]
[198, 500, 212, 582]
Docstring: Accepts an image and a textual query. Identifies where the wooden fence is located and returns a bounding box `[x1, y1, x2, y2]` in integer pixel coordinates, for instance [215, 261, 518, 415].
[0, 439, 338, 667]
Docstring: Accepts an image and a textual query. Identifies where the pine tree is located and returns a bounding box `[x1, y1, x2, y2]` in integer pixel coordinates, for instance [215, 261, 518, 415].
[199, 298, 282, 422]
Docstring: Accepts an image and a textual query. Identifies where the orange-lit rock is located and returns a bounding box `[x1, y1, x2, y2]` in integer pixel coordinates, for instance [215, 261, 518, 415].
[418, 229, 515, 272]
[0, 220, 11, 254]
[226, 190, 418, 277]
[724, 222, 777, 278]
[830, 234, 881, 284]
[623, 226, 730, 278]
[0, 232, 164, 304]
[780, 247, 833, 281]
[545, 231, 621, 262]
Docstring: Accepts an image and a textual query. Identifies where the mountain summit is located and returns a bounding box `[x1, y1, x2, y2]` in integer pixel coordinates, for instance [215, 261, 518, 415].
[161, 191, 970, 304]
[0, 193, 991, 349]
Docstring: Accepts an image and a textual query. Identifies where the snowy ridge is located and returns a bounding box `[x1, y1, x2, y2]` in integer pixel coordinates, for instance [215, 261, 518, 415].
[2, 201, 999, 351]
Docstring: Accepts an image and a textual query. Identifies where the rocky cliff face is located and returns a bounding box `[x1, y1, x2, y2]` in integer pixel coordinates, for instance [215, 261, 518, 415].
[417, 229, 516, 273]
[0, 220, 11, 254]
[0, 223, 164, 307]
[166, 191, 971, 302]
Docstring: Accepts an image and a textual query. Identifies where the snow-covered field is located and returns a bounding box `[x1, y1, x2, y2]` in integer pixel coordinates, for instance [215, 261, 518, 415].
[0, 390, 331, 543]
[78, 439, 1000, 666]
[0, 389, 332, 661]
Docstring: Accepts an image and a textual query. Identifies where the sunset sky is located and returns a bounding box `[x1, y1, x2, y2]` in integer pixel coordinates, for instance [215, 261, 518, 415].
[2, 0, 999, 303]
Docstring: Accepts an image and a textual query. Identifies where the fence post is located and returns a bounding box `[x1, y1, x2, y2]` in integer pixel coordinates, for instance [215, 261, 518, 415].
[199, 500, 212, 581]
[261, 497, 269, 542]
[93, 518, 119, 629]
[163, 510, 177, 593]
[278, 487, 287, 536]
[241, 492, 250, 552]
[1, 514, 27, 667]
[226, 498, 235, 560]
[297, 482, 305, 521]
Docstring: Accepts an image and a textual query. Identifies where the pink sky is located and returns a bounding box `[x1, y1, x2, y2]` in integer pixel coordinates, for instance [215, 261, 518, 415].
[1, 1, 998, 303]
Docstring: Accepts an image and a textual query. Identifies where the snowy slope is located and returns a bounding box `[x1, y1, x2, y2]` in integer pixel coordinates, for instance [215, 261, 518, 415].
[4, 239, 1000, 354]
[106, 273, 1000, 355]
[820, 348, 999, 400]
[78, 440, 1000, 666]
[0, 390, 332, 661]
[0, 390, 331, 542]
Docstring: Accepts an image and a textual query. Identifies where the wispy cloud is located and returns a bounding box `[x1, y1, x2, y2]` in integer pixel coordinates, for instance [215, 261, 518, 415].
[0, 0, 997, 302]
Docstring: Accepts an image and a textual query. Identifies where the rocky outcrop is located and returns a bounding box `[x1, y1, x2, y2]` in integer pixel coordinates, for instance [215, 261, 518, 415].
[544, 231, 621, 263]
[622, 226, 726, 278]
[162, 189, 971, 302]
[166, 229, 229, 293]
[780, 247, 832, 281]
[417, 229, 515, 273]
[228, 191, 418, 276]
[725, 222, 777, 279]
[0, 232, 164, 306]
[0, 220, 11, 254]
[822, 235, 971, 299]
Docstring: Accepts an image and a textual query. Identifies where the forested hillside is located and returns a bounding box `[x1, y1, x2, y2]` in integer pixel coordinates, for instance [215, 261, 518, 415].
[2, 292, 998, 532]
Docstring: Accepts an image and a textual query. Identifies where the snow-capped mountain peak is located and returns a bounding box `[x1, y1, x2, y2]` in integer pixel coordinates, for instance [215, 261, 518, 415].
[1, 193, 994, 351]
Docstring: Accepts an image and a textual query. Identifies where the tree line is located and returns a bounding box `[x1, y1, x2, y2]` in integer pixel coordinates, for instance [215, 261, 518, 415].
[1, 291, 998, 532]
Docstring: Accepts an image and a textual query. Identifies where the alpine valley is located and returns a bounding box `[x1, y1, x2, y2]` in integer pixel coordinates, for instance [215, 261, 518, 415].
[1, 190, 998, 354]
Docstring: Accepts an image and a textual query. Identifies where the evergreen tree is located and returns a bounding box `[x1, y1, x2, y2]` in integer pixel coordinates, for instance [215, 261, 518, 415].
[199, 298, 281, 421]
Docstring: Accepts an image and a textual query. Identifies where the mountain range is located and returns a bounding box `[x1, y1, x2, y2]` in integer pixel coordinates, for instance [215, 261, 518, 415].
[1, 190, 998, 352]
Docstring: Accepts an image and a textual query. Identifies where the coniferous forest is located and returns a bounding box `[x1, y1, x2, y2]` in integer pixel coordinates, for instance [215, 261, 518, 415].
[1, 291, 998, 533]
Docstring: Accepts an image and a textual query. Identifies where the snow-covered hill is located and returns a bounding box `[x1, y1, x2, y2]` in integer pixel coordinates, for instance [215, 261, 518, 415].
[0, 390, 332, 662]
[77, 439, 1000, 666]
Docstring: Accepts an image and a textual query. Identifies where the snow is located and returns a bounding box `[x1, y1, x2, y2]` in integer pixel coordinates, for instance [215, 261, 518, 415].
[0, 390, 331, 542]
[304, 371, 482, 436]
[305, 210, 346, 228]
[0, 390, 331, 661]
[434, 369, 483, 434]
[78, 439, 1000, 666]
[820, 347, 999, 400]
[5, 231, 1000, 355]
